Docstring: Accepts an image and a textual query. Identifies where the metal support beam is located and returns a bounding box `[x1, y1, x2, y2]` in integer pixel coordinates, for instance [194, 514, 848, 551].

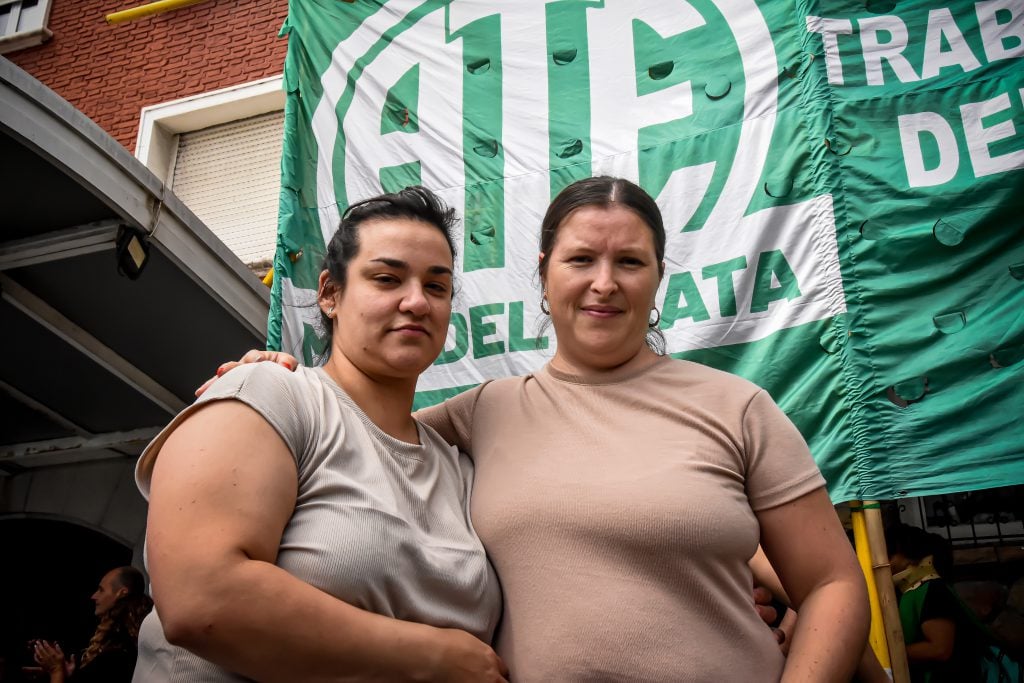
[0, 426, 161, 461]
[1, 60, 270, 339]
[0, 461, 27, 477]
[0, 378, 92, 437]
[0, 380, 147, 464]
[0, 219, 120, 271]
[0, 273, 186, 414]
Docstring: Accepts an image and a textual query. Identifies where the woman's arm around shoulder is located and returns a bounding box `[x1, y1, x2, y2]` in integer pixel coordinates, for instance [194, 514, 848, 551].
[757, 487, 870, 683]
[413, 383, 489, 453]
[146, 399, 507, 683]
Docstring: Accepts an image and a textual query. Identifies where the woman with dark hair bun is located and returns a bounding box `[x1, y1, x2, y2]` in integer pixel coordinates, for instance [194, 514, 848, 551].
[33, 567, 153, 683]
[134, 186, 505, 682]
[416, 176, 868, 681]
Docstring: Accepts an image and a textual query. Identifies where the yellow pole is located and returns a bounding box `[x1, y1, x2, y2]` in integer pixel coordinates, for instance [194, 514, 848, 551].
[106, 0, 209, 25]
[862, 500, 911, 683]
[851, 502, 890, 670]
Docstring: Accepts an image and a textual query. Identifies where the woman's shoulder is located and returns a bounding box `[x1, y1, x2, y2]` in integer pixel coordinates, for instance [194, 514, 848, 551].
[416, 420, 465, 464]
[658, 357, 766, 396]
[199, 362, 326, 403]
[414, 375, 525, 451]
[199, 363, 346, 431]
[137, 364, 331, 498]
[201, 364, 356, 426]
[427, 375, 526, 412]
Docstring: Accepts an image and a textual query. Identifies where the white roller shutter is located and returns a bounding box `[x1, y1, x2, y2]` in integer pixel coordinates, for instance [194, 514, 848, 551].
[171, 111, 283, 266]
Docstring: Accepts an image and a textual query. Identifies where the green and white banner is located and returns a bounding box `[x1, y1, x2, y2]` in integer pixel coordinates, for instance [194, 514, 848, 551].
[272, 0, 1024, 501]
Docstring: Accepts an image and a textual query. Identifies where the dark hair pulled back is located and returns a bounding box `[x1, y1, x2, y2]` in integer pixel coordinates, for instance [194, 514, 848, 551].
[319, 185, 458, 342]
[81, 567, 152, 669]
[538, 176, 667, 354]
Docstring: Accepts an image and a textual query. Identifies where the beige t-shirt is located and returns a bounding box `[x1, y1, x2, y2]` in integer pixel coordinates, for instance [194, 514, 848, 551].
[418, 355, 825, 682]
[134, 363, 501, 682]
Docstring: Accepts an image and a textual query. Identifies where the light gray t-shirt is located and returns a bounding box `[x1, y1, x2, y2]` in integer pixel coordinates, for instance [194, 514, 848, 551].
[133, 363, 501, 682]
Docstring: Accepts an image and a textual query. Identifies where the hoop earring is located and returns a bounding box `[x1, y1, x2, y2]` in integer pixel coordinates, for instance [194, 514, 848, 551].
[327, 305, 335, 319]
[648, 307, 661, 327]
[540, 299, 550, 315]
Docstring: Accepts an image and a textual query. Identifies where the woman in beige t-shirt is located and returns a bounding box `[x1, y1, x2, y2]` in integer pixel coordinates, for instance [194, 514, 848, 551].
[417, 176, 868, 682]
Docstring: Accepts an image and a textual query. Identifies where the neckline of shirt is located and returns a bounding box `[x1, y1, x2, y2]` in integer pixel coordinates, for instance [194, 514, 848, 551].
[542, 354, 673, 386]
[310, 365, 427, 459]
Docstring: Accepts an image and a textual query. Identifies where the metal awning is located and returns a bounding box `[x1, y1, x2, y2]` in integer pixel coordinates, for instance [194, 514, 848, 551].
[0, 58, 270, 474]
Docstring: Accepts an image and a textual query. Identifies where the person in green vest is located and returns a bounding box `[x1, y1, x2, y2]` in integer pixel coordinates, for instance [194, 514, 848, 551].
[887, 523, 1017, 683]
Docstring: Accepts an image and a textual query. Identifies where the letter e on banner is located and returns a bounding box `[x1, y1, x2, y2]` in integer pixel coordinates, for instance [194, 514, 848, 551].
[961, 92, 1024, 178]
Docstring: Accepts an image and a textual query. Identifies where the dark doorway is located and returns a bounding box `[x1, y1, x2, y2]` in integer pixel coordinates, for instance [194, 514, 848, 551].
[0, 518, 132, 679]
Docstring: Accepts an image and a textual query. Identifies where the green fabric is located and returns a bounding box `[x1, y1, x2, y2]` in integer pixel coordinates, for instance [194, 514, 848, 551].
[899, 579, 1023, 683]
[898, 580, 929, 648]
[271, 1, 1024, 501]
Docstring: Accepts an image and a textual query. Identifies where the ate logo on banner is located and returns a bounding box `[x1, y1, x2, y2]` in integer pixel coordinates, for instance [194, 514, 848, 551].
[323, 1, 764, 241]
[307, 1, 845, 383]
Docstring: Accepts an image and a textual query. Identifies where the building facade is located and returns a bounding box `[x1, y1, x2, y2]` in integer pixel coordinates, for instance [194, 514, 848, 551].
[6, 0, 289, 272]
[1, 0, 285, 606]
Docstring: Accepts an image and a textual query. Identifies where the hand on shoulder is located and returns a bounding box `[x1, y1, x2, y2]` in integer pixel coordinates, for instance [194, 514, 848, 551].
[196, 349, 299, 397]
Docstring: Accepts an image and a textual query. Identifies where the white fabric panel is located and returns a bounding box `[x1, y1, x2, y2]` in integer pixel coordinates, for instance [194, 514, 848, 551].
[172, 111, 283, 265]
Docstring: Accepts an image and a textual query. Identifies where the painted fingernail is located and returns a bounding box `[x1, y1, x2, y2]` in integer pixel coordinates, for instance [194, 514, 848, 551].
[216, 365, 227, 377]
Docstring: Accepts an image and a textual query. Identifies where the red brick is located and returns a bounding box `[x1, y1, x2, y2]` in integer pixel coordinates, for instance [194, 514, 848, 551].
[9, 0, 288, 149]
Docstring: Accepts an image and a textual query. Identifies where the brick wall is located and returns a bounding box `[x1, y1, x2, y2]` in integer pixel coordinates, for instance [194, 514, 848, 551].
[7, 0, 288, 151]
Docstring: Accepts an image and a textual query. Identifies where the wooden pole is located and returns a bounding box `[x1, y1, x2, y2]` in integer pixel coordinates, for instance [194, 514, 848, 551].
[863, 500, 911, 683]
[851, 503, 890, 670]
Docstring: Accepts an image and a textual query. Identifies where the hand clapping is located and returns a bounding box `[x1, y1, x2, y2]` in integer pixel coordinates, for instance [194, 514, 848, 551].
[32, 640, 73, 679]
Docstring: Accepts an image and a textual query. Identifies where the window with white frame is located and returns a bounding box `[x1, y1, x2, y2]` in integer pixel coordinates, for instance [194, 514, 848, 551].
[136, 77, 285, 274]
[0, 0, 53, 53]
[171, 111, 284, 267]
